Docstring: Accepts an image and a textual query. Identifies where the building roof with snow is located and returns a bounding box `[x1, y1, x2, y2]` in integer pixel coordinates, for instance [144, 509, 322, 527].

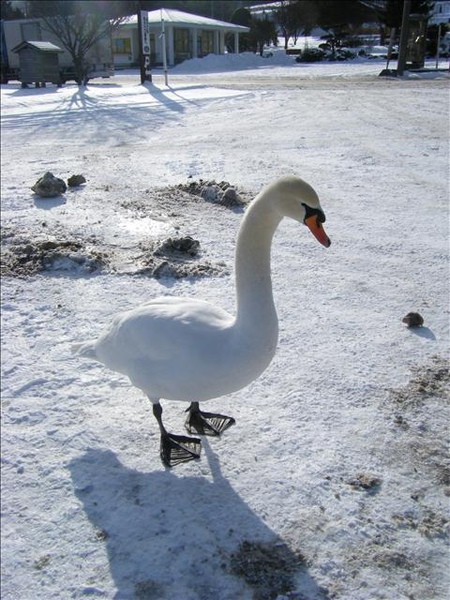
[123, 8, 249, 32]
[12, 40, 63, 53]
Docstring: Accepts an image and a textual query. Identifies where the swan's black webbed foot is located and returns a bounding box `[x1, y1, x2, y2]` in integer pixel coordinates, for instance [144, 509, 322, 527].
[185, 401, 236, 436]
[160, 432, 201, 467]
[153, 402, 201, 467]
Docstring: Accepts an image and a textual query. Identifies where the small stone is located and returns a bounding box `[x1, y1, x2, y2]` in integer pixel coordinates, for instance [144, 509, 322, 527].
[34, 555, 51, 570]
[67, 174, 86, 187]
[402, 312, 424, 327]
[154, 236, 200, 257]
[348, 473, 382, 491]
[221, 187, 244, 207]
[95, 529, 109, 541]
[201, 184, 222, 203]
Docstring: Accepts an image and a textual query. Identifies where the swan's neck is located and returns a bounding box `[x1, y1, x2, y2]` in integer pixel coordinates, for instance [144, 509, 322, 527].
[234, 196, 282, 336]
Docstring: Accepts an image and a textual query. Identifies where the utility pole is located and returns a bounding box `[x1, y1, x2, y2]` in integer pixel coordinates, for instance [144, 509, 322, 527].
[397, 0, 411, 76]
[161, 14, 168, 86]
[137, 2, 152, 84]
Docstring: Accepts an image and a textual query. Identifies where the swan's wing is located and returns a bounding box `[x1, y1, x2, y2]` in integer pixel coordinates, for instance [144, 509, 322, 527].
[94, 297, 233, 368]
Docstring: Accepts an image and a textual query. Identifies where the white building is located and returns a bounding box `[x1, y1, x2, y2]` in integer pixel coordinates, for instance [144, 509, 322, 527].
[429, 0, 450, 25]
[112, 8, 249, 68]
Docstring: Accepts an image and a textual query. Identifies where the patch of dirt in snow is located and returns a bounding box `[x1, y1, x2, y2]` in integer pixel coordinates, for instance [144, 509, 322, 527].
[134, 235, 226, 279]
[134, 579, 165, 599]
[121, 181, 250, 219]
[229, 540, 327, 600]
[0, 227, 226, 279]
[389, 355, 449, 409]
[386, 354, 450, 494]
[171, 179, 252, 207]
[330, 356, 450, 599]
[0, 229, 108, 276]
[312, 357, 449, 599]
[1, 182, 247, 279]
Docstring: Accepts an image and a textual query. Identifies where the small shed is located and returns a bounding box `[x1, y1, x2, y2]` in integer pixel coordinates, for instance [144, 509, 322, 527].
[12, 40, 64, 87]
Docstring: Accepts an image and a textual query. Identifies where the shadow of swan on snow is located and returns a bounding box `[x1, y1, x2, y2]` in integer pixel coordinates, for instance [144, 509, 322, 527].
[69, 442, 330, 600]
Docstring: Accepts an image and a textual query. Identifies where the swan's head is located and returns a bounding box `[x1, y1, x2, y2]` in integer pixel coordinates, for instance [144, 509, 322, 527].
[271, 175, 331, 247]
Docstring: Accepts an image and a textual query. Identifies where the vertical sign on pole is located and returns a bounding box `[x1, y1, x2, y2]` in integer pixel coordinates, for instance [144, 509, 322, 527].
[141, 10, 151, 82]
[138, 8, 151, 83]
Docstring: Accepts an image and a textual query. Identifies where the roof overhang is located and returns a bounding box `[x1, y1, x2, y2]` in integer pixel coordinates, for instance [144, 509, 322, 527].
[120, 8, 249, 33]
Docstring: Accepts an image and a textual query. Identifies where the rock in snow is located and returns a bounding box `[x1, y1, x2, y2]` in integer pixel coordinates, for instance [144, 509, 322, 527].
[31, 171, 67, 197]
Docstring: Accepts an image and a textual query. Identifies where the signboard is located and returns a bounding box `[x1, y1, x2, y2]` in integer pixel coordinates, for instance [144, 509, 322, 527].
[141, 11, 150, 55]
[139, 10, 151, 81]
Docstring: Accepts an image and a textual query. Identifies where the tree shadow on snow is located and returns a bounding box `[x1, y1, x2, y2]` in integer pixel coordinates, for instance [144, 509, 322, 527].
[69, 442, 330, 600]
[66, 87, 101, 111]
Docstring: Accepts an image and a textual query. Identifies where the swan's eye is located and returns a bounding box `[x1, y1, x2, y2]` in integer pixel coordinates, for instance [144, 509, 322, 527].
[302, 203, 326, 224]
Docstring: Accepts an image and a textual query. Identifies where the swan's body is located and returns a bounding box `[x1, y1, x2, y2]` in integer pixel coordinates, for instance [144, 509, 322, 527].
[80, 296, 277, 402]
[73, 175, 330, 466]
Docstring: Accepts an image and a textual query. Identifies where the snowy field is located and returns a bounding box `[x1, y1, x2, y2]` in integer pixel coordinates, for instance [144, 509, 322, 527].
[1, 54, 449, 600]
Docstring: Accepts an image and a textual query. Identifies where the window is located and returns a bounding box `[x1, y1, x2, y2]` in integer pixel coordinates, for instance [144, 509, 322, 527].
[21, 21, 42, 41]
[112, 38, 132, 54]
[174, 29, 190, 54]
[200, 30, 214, 55]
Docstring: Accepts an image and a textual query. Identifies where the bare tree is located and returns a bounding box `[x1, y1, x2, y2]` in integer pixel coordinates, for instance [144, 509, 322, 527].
[360, 0, 434, 44]
[1, 0, 26, 19]
[27, 0, 125, 85]
[276, 1, 318, 50]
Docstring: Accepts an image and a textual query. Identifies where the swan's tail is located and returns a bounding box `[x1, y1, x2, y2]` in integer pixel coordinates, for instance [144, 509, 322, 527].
[71, 340, 99, 360]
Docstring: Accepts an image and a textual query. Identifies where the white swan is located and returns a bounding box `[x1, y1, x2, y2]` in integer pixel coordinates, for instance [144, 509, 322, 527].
[72, 175, 331, 466]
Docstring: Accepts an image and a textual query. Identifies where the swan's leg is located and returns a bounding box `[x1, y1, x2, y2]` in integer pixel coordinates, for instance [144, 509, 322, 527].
[185, 401, 236, 436]
[152, 403, 201, 467]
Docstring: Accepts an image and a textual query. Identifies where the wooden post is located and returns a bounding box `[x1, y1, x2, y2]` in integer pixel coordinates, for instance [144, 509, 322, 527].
[397, 0, 411, 76]
[436, 24, 442, 70]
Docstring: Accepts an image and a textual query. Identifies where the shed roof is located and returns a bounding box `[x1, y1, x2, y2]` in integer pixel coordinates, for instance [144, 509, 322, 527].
[12, 40, 64, 53]
[122, 8, 249, 32]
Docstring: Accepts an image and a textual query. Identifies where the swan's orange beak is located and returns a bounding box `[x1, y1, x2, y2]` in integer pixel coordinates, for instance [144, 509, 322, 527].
[305, 215, 331, 247]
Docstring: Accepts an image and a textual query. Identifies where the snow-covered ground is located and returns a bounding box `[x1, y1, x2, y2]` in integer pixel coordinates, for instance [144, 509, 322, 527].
[1, 54, 449, 600]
